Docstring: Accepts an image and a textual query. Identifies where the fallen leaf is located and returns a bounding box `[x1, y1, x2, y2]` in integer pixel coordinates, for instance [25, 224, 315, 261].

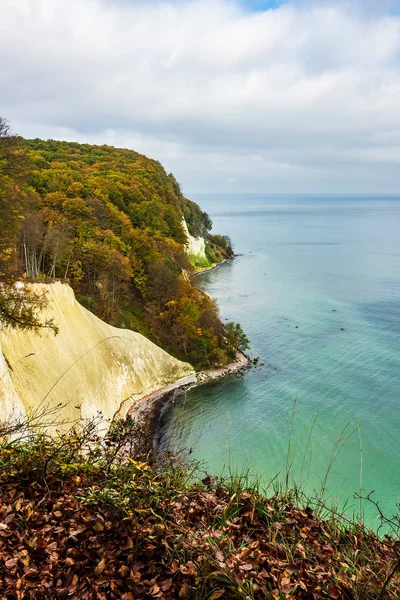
[161, 578, 173, 591]
[209, 590, 225, 600]
[5, 558, 17, 569]
[118, 565, 130, 578]
[179, 582, 192, 599]
[149, 583, 160, 595]
[120, 538, 133, 550]
[328, 583, 341, 599]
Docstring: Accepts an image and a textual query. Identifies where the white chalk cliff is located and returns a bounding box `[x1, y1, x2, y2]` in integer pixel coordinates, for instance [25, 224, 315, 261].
[0, 282, 194, 432]
[182, 218, 207, 262]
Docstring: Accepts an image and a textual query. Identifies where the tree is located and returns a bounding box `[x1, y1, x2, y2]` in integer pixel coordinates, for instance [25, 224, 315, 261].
[224, 322, 250, 356]
[145, 260, 179, 307]
[0, 284, 58, 333]
[0, 126, 239, 364]
[21, 212, 45, 278]
[182, 199, 213, 239]
[0, 116, 29, 178]
[0, 117, 15, 168]
[44, 218, 72, 279]
[0, 117, 56, 333]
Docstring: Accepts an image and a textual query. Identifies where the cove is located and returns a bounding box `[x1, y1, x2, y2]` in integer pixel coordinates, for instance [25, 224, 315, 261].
[160, 194, 400, 528]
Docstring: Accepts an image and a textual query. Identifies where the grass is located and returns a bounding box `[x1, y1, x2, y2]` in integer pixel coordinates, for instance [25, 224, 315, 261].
[0, 415, 399, 599]
[187, 252, 213, 270]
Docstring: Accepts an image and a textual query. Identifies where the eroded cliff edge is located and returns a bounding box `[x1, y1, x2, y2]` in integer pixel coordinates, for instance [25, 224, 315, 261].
[0, 282, 194, 432]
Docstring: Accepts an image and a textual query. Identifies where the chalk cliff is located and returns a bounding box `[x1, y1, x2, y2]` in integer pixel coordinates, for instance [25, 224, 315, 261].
[0, 282, 194, 432]
[182, 218, 208, 264]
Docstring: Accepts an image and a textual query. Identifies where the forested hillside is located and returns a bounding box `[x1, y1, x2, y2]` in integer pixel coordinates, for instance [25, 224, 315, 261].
[0, 119, 242, 368]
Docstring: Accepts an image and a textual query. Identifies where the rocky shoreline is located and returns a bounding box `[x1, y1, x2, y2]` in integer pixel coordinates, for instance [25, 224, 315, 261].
[193, 253, 239, 277]
[127, 351, 251, 460]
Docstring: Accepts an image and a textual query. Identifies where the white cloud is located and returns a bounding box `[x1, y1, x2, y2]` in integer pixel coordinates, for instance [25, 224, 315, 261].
[1, 0, 400, 192]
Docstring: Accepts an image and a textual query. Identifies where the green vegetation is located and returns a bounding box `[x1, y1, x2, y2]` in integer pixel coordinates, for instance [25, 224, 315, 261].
[0, 416, 398, 599]
[0, 117, 241, 368]
[206, 234, 234, 265]
[182, 197, 213, 240]
[0, 118, 57, 333]
[225, 322, 250, 354]
[187, 253, 213, 270]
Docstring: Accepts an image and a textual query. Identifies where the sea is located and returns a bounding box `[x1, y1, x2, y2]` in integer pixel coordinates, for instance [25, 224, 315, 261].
[160, 194, 400, 529]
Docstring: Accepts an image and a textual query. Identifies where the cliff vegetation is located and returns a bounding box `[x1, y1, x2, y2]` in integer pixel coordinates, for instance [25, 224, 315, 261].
[0, 118, 236, 369]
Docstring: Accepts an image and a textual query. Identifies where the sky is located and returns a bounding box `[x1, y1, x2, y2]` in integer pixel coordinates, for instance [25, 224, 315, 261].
[1, 0, 400, 194]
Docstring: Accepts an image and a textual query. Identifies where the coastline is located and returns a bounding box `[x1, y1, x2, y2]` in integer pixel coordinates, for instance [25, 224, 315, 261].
[127, 351, 250, 460]
[126, 252, 249, 460]
[192, 254, 239, 277]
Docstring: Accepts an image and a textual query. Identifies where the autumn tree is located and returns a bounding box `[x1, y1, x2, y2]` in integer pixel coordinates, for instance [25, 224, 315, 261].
[145, 260, 180, 307]
[45, 218, 72, 279]
[0, 117, 56, 333]
[1, 128, 245, 364]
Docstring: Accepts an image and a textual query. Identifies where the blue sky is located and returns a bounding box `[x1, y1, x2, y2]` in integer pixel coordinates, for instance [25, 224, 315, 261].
[243, 0, 400, 15]
[241, 0, 287, 10]
[1, 0, 400, 193]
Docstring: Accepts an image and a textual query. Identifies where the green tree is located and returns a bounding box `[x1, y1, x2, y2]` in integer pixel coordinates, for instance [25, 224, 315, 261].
[224, 322, 250, 356]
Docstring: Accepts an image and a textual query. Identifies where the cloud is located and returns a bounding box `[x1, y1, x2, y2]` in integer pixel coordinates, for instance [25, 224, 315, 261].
[0, 0, 400, 193]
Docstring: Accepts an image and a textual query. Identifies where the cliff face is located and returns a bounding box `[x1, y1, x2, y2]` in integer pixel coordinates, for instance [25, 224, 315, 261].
[0, 282, 194, 432]
[182, 218, 208, 265]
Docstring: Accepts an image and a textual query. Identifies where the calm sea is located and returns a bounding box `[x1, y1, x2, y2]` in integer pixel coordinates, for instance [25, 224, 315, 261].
[161, 195, 400, 528]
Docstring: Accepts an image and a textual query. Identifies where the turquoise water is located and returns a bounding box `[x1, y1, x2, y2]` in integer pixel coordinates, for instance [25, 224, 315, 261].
[162, 195, 400, 528]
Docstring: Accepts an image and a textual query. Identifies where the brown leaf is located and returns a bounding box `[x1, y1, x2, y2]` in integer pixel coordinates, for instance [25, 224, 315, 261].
[28, 536, 38, 549]
[45, 541, 58, 553]
[299, 580, 307, 591]
[209, 590, 225, 600]
[94, 559, 106, 576]
[161, 578, 173, 592]
[120, 538, 133, 550]
[150, 584, 160, 596]
[5, 558, 17, 569]
[118, 565, 130, 578]
[215, 549, 224, 563]
[23, 569, 38, 580]
[170, 559, 179, 573]
[179, 582, 192, 599]
[239, 564, 253, 572]
[225, 520, 240, 529]
[328, 584, 341, 599]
